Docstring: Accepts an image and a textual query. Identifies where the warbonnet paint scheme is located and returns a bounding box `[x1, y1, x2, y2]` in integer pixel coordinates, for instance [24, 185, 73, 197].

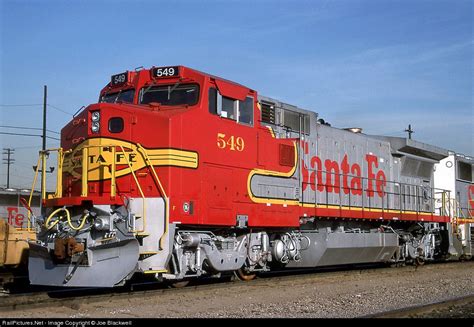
[27, 66, 473, 287]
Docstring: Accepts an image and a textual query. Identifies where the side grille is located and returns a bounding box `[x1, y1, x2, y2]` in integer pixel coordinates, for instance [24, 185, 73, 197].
[279, 144, 295, 167]
[261, 103, 275, 124]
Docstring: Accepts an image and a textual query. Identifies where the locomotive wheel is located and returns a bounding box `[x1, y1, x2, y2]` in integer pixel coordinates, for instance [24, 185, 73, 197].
[415, 257, 425, 266]
[234, 268, 256, 281]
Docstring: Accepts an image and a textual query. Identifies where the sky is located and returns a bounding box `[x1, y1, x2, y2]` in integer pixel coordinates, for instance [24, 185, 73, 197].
[0, 0, 472, 190]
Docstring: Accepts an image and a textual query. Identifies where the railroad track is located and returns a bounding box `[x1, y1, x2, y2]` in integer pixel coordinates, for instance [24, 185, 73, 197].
[0, 264, 393, 312]
[367, 294, 474, 318]
[0, 261, 470, 315]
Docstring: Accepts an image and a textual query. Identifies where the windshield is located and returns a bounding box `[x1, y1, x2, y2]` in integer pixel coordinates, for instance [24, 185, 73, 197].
[101, 89, 135, 103]
[139, 84, 199, 106]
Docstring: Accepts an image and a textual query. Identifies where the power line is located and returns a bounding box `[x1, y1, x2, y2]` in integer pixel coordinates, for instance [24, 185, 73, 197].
[0, 125, 60, 135]
[0, 173, 33, 181]
[0, 104, 42, 107]
[0, 125, 42, 130]
[0, 131, 41, 137]
[0, 103, 74, 116]
[47, 104, 74, 116]
[0, 131, 60, 141]
[11, 161, 38, 169]
[10, 144, 59, 150]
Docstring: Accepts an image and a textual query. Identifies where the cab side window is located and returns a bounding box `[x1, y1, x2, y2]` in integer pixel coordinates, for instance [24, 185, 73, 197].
[238, 97, 253, 125]
[208, 87, 253, 126]
[209, 88, 217, 115]
[221, 96, 236, 120]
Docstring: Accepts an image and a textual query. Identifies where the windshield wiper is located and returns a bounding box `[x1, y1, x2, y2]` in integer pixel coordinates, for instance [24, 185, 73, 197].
[140, 85, 154, 103]
[141, 79, 183, 103]
[167, 81, 181, 100]
[113, 90, 122, 103]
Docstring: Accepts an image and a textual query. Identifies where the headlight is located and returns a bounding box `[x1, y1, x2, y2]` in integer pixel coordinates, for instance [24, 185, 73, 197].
[91, 121, 100, 133]
[93, 217, 110, 231]
[91, 111, 100, 122]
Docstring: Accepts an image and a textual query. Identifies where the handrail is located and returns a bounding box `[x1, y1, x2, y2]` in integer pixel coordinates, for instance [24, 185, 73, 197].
[450, 199, 474, 225]
[33, 144, 148, 233]
[41, 150, 47, 201]
[116, 145, 146, 234]
[28, 155, 42, 229]
[303, 166, 451, 218]
[136, 143, 169, 251]
[55, 148, 64, 198]
[81, 147, 88, 197]
[110, 146, 116, 199]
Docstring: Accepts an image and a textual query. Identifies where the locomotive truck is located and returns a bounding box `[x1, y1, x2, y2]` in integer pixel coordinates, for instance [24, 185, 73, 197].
[26, 65, 473, 287]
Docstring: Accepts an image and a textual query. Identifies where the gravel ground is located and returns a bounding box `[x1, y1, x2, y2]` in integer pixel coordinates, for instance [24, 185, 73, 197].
[405, 299, 474, 318]
[1, 261, 473, 318]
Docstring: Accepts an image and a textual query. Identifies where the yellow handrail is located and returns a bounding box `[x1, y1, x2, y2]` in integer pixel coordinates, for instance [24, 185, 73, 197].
[28, 155, 42, 229]
[81, 147, 88, 197]
[78, 143, 147, 233]
[110, 146, 116, 199]
[117, 145, 146, 233]
[451, 198, 474, 225]
[32, 144, 150, 234]
[54, 148, 65, 198]
[41, 151, 47, 201]
[136, 144, 169, 250]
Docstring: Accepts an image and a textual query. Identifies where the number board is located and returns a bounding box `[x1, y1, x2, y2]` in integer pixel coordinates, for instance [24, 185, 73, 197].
[151, 66, 180, 78]
[111, 72, 128, 86]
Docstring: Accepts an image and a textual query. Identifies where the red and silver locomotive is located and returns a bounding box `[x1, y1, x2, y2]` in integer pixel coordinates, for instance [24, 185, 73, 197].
[28, 66, 473, 287]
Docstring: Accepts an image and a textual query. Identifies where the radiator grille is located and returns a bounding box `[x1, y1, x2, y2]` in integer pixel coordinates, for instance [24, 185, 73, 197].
[261, 103, 275, 124]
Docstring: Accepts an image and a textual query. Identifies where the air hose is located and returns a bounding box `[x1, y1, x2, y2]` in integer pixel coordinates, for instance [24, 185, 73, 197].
[45, 207, 89, 231]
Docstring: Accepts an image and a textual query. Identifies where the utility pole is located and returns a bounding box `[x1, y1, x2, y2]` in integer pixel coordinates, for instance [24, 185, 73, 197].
[40, 85, 47, 212]
[42, 85, 47, 151]
[2, 148, 15, 188]
[405, 124, 414, 140]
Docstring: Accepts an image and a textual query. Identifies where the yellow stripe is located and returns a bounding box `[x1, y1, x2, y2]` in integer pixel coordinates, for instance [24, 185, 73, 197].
[63, 138, 198, 181]
[144, 270, 168, 274]
[302, 204, 436, 215]
[457, 218, 474, 224]
[266, 126, 275, 138]
[247, 142, 299, 205]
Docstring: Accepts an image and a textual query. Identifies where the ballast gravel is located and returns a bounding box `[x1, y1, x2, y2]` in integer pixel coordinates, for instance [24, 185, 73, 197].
[2, 261, 473, 318]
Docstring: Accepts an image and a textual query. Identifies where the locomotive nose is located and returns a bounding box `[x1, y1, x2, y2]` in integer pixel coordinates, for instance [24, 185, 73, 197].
[61, 103, 129, 149]
[60, 108, 88, 149]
